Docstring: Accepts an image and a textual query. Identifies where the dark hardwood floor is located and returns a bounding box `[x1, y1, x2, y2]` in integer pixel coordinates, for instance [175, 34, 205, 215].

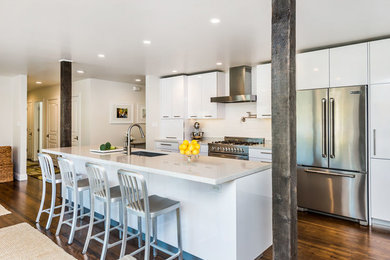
[1, 176, 390, 260]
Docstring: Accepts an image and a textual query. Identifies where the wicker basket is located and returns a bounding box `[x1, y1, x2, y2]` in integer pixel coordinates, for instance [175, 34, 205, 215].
[0, 146, 13, 183]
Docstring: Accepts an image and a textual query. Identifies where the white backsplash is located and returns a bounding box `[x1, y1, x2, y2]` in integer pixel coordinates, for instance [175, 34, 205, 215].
[189, 102, 272, 140]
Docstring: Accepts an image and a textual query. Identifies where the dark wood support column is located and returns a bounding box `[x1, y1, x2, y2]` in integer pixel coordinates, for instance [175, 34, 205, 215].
[271, 0, 297, 259]
[60, 60, 72, 147]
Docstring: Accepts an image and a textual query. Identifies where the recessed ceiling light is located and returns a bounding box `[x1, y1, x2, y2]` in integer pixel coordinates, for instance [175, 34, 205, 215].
[35, 81, 42, 84]
[313, 68, 319, 72]
[97, 54, 105, 58]
[216, 62, 223, 66]
[76, 70, 85, 74]
[135, 79, 141, 82]
[143, 40, 151, 45]
[172, 70, 178, 73]
[210, 18, 221, 24]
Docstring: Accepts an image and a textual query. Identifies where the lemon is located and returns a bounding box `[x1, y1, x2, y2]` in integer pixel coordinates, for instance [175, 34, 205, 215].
[179, 144, 187, 150]
[195, 144, 200, 150]
[192, 149, 200, 155]
[180, 150, 185, 154]
[183, 140, 189, 146]
[189, 144, 195, 151]
[191, 140, 197, 144]
[185, 150, 192, 156]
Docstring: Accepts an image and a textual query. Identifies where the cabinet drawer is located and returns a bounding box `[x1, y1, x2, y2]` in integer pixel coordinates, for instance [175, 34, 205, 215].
[155, 141, 179, 151]
[249, 149, 272, 160]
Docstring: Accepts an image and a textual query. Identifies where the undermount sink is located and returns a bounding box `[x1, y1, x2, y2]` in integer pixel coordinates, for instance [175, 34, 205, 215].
[130, 151, 167, 157]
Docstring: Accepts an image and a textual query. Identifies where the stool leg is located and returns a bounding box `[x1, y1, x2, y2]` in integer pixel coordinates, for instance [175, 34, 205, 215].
[137, 216, 142, 248]
[68, 189, 79, 244]
[120, 207, 128, 258]
[45, 182, 56, 230]
[80, 191, 85, 219]
[176, 208, 183, 260]
[144, 215, 151, 260]
[82, 196, 95, 254]
[119, 202, 123, 239]
[36, 180, 46, 223]
[101, 201, 111, 260]
[55, 189, 67, 236]
[152, 217, 157, 257]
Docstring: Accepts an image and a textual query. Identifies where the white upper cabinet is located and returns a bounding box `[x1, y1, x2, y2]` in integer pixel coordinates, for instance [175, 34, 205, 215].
[330, 43, 368, 87]
[370, 39, 390, 84]
[187, 72, 224, 119]
[160, 76, 187, 119]
[370, 84, 390, 159]
[256, 64, 272, 118]
[296, 49, 329, 90]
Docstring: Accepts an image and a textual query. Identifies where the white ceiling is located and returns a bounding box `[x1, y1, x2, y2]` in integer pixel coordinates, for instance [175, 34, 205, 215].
[1, 0, 390, 89]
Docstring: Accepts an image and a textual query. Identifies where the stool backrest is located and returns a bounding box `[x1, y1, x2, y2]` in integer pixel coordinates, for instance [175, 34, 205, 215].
[85, 162, 110, 200]
[57, 157, 77, 189]
[117, 169, 149, 215]
[37, 153, 56, 182]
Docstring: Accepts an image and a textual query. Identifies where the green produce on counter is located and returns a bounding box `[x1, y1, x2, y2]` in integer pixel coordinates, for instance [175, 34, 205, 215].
[99, 142, 117, 151]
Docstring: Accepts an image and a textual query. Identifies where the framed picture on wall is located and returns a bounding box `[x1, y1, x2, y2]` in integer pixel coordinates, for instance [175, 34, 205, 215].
[110, 104, 134, 124]
[136, 104, 146, 123]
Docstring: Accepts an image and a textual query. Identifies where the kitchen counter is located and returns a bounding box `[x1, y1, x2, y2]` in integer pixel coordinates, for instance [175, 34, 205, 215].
[43, 146, 270, 185]
[43, 146, 272, 260]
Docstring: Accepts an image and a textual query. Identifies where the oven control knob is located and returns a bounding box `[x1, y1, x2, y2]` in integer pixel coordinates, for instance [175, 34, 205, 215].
[223, 147, 227, 152]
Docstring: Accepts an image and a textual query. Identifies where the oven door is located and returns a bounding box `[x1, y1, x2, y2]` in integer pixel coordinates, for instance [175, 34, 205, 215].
[208, 152, 248, 160]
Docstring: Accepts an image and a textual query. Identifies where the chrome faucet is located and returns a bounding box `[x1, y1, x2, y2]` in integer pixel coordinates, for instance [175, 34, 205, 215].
[126, 123, 145, 155]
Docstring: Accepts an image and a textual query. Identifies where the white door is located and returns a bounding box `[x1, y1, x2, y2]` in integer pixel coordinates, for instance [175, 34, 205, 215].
[72, 95, 81, 146]
[187, 75, 202, 119]
[296, 49, 330, 90]
[160, 78, 172, 119]
[201, 72, 218, 119]
[27, 102, 33, 160]
[371, 159, 390, 221]
[371, 84, 390, 159]
[256, 64, 272, 118]
[330, 43, 368, 87]
[171, 76, 185, 119]
[47, 98, 60, 148]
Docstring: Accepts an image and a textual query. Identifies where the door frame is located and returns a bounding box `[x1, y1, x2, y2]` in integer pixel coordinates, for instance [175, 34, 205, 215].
[72, 94, 82, 146]
[46, 98, 60, 148]
[33, 100, 43, 161]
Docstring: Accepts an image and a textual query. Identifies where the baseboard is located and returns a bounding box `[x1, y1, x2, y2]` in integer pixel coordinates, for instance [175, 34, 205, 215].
[371, 218, 390, 230]
[14, 172, 27, 181]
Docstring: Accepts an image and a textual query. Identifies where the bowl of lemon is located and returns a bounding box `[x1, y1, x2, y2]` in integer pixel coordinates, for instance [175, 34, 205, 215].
[179, 140, 200, 162]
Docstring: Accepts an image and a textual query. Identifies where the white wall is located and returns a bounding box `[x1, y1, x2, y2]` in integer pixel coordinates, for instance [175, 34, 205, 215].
[145, 75, 160, 150]
[0, 74, 27, 181]
[73, 78, 146, 147]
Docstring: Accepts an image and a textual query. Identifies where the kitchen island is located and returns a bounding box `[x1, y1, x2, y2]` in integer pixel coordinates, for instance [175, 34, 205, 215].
[43, 146, 272, 260]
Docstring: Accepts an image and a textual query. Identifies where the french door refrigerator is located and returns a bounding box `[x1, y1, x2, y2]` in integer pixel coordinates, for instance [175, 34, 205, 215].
[297, 85, 368, 223]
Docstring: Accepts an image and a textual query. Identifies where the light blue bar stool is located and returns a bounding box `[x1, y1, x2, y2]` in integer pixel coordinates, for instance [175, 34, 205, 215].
[118, 169, 183, 260]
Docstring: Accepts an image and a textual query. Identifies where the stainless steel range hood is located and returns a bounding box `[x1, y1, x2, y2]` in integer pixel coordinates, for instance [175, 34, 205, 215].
[211, 66, 257, 103]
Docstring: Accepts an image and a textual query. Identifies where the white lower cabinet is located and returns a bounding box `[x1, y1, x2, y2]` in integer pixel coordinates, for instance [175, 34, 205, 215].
[371, 159, 390, 222]
[155, 141, 179, 153]
[200, 144, 208, 155]
[249, 149, 272, 162]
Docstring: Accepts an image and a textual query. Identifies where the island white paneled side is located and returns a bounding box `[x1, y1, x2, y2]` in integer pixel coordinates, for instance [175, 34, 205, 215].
[43, 147, 272, 260]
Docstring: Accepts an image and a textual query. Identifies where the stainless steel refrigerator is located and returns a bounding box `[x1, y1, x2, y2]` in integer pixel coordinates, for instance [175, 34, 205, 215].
[297, 85, 368, 223]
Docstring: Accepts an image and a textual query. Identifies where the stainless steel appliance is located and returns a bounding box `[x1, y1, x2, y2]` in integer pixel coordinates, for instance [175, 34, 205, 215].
[297, 85, 368, 223]
[210, 66, 257, 103]
[191, 122, 204, 140]
[208, 137, 265, 160]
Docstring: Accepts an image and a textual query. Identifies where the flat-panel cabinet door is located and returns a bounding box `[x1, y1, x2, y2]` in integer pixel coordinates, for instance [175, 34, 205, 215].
[297, 49, 329, 90]
[371, 159, 390, 221]
[187, 75, 202, 119]
[256, 64, 271, 118]
[297, 89, 329, 168]
[171, 76, 186, 119]
[201, 72, 218, 119]
[160, 78, 172, 119]
[330, 43, 368, 87]
[371, 84, 390, 159]
[370, 39, 390, 84]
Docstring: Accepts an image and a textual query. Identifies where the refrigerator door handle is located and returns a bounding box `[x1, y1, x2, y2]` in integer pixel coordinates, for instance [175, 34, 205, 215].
[321, 98, 327, 158]
[304, 168, 355, 178]
[329, 98, 335, 158]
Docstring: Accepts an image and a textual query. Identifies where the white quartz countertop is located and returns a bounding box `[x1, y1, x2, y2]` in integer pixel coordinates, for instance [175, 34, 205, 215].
[42, 146, 271, 185]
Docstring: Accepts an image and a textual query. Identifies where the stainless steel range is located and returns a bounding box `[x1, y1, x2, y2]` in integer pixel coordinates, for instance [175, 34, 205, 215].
[208, 137, 265, 160]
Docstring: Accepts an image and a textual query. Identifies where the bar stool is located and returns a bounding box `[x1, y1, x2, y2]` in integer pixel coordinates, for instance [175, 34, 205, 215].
[117, 169, 183, 260]
[56, 157, 102, 244]
[83, 162, 139, 260]
[36, 153, 64, 230]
